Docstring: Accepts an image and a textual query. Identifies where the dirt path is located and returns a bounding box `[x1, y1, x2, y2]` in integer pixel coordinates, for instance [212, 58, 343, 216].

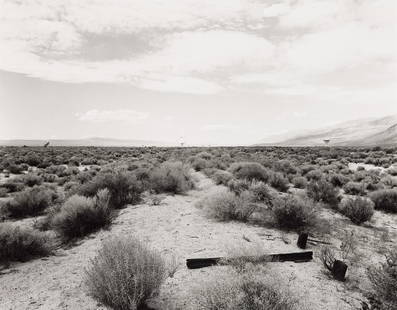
[0, 172, 369, 310]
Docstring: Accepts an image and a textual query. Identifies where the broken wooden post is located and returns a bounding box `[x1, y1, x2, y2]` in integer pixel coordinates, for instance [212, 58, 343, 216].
[332, 260, 347, 281]
[297, 232, 308, 249]
[186, 251, 313, 269]
[297, 233, 332, 248]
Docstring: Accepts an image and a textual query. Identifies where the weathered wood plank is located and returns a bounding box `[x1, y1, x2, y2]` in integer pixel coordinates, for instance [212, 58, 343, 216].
[186, 251, 313, 269]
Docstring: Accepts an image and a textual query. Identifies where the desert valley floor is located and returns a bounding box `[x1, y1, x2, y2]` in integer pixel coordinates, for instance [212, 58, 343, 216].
[1, 170, 396, 310]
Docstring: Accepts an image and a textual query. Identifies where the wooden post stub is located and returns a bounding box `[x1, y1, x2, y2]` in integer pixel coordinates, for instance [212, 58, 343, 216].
[297, 233, 308, 249]
[332, 260, 347, 281]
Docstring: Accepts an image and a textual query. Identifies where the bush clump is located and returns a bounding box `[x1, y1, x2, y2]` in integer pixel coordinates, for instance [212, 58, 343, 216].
[0, 180, 25, 193]
[249, 181, 273, 205]
[307, 178, 340, 207]
[228, 162, 269, 182]
[340, 197, 374, 225]
[202, 189, 256, 222]
[272, 195, 318, 231]
[343, 181, 366, 196]
[329, 173, 350, 187]
[367, 249, 397, 310]
[51, 189, 113, 240]
[3, 186, 54, 218]
[269, 172, 289, 192]
[0, 223, 52, 263]
[85, 237, 167, 310]
[227, 179, 251, 195]
[292, 176, 307, 189]
[370, 189, 397, 213]
[19, 173, 43, 187]
[150, 161, 194, 194]
[196, 267, 298, 310]
[212, 170, 234, 186]
[79, 170, 143, 208]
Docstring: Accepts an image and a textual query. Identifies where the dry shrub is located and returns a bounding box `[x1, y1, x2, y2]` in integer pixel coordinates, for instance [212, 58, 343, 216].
[343, 181, 366, 196]
[51, 189, 113, 241]
[79, 170, 143, 209]
[340, 197, 374, 225]
[212, 170, 234, 185]
[319, 246, 336, 272]
[3, 186, 55, 218]
[195, 266, 299, 310]
[272, 195, 318, 231]
[228, 162, 270, 182]
[202, 188, 256, 222]
[319, 231, 360, 275]
[0, 223, 52, 263]
[367, 249, 397, 310]
[292, 176, 307, 189]
[227, 178, 251, 195]
[0, 180, 25, 193]
[190, 157, 210, 171]
[222, 240, 269, 272]
[249, 181, 273, 205]
[370, 189, 397, 213]
[305, 169, 324, 181]
[19, 173, 43, 187]
[85, 237, 167, 310]
[150, 161, 194, 194]
[306, 178, 340, 207]
[329, 173, 350, 187]
[269, 172, 290, 192]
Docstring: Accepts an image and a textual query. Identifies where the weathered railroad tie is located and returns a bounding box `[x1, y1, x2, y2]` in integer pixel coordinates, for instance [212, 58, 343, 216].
[186, 251, 313, 269]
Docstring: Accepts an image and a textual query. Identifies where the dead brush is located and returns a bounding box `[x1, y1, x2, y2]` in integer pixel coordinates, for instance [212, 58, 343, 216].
[194, 264, 300, 310]
[85, 236, 168, 310]
[221, 240, 270, 273]
[365, 248, 397, 310]
[319, 230, 361, 278]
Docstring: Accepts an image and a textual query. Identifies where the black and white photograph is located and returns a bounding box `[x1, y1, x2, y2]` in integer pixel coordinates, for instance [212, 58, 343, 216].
[0, 0, 396, 309]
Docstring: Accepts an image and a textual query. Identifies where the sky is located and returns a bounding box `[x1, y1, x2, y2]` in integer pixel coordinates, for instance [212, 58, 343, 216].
[0, 0, 396, 146]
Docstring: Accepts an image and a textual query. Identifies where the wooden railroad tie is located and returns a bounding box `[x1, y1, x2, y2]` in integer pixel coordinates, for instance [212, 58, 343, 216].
[186, 251, 313, 269]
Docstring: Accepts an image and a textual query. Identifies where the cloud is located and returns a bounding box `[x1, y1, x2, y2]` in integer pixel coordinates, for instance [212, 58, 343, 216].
[263, 2, 291, 18]
[201, 124, 237, 131]
[0, 0, 396, 100]
[283, 23, 397, 74]
[276, 0, 397, 30]
[137, 30, 275, 75]
[138, 75, 223, 94]
[76, 109, 148, 122]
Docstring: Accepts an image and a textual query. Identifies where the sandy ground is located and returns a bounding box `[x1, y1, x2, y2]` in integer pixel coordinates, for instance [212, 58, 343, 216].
[1, 172, 396, 310]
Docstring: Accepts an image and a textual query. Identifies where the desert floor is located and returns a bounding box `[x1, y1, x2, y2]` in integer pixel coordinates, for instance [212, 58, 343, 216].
[1, 172, 396, 310]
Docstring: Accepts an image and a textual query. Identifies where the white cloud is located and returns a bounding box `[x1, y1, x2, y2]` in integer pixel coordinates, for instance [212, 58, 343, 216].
[283, 23, 397, 74]
[201, 124, 237, 131]
[76, 109, 148, 122]
[138, 75, 223, 95]
[133, 30, 275, 75]
[263, 2, 291, 18]
[0, 0, 396, 100]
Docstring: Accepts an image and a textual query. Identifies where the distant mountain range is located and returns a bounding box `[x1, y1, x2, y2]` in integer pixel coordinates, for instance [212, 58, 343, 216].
[257, 115, 397, 147]
[0, 137, 172, 147]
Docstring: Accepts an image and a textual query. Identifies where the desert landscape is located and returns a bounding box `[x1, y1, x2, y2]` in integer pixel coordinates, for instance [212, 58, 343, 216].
[1, 0, 396, 309]
[0, 145, 396, 310]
